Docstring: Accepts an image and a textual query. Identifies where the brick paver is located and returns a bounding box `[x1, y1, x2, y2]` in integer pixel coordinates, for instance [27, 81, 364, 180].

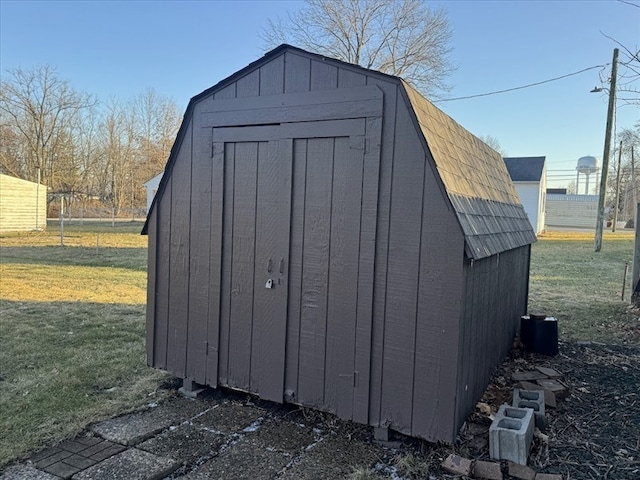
[29, 436, 125, 479]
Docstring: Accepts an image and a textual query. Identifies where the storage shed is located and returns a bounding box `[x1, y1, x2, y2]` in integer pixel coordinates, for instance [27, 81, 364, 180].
[0, 173, 47, 232]
[143, 45, 536, 443]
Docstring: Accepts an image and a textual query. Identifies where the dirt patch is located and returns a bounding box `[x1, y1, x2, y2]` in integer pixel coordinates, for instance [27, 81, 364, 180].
[165, 341, 640, 479]
[451, 341, 640, 479]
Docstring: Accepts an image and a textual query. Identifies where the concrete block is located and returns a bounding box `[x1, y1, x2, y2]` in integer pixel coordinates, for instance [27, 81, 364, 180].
[441, 454, 472, 477]
[519, 381, 556, 408]
[508, 461, 536, 480]
[71, 448, 179, 480]
[473, 460, 503, 479]
[178, 386, 205, 398]
[179, 378, 205, 398]
[373, 426, 389, 441]
[513, 388, 546, 430]
[489, 405, 534, 465]
[0, 464, 60, 480]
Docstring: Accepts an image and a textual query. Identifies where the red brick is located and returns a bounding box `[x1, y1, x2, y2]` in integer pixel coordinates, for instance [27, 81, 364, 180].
[441, 454, 472, 476]
[473, 460, 503, 479]
[508, 461, 536, 480]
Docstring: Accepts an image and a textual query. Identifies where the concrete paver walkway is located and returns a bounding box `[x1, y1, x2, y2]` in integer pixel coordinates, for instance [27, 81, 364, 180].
[0, 389, 389, 480]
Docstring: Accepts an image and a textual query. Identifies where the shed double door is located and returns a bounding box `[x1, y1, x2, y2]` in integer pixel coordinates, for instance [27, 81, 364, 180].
[214, 118, 378, 422]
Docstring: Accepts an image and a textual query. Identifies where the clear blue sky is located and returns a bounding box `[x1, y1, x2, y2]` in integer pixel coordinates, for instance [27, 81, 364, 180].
[1, 0, 638, 188]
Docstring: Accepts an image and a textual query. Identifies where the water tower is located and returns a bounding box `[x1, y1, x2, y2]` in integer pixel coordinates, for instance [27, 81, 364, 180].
[576, 156, 599, 195]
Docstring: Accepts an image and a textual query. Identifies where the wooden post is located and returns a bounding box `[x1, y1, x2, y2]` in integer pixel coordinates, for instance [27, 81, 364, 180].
[60, 195, 65, 247]
[612, 141, 623, 232]
[35, 167, 40, 230]
[595, 48, 619, 251]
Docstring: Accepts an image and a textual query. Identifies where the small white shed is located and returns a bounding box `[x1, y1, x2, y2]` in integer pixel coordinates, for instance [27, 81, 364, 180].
[504, 157, 546, 234]
[144, 173, 163, 214]
[0, 173, 47, 232]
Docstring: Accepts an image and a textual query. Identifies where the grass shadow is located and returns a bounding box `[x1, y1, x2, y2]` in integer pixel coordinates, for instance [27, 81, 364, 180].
[0, 246, 147, 271]
[0, 300, 168, 468]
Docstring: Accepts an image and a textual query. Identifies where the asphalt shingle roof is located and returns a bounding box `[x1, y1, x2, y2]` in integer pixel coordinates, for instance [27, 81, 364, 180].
[403, 81, 536, 259]
[503, 156, 546, 182]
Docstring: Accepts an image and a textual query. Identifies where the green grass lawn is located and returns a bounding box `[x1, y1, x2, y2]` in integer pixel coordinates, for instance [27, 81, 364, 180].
[0, 224, 638, 468]
[0, 222, 168, 468]
[529, 231, 639, 346]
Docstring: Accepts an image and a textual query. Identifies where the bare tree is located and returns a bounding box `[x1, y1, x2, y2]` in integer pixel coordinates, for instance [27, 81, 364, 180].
[0, 120, 23, 177]
[262, 0, 455, 97]
[95, 100, 138, 216]
[0, 65, 96, 189]
[606, 124, 640, 224]
[134, 88, 181, 181]
[479, 135, 507, 157]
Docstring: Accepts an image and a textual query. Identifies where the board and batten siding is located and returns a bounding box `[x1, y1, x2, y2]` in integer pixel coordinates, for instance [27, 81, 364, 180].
[146, 46, 533, 444]
[454, 245, 531, 430]
[0, 174, 47, 232]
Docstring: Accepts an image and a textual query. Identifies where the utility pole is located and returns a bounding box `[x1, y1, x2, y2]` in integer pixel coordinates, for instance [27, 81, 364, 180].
[595, 48, 619, 251]
[633, 147, 637, 227]
[613, 141, 623, 232]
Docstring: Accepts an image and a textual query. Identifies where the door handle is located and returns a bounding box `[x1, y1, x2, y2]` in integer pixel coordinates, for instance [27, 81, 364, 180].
[267, 259, 272, 273]
[279, 258, 284, 274]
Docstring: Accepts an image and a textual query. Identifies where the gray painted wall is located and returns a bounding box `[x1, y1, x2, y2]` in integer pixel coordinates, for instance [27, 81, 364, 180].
[146, 49, 530, 443]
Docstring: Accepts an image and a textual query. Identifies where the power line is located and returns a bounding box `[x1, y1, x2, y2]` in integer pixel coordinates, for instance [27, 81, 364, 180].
[435, 64, 609, 102]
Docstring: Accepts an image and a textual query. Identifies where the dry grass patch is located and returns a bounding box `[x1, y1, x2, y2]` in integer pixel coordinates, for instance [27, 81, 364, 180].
[0, 262, 146, 303]
[529, 232, 639, 345]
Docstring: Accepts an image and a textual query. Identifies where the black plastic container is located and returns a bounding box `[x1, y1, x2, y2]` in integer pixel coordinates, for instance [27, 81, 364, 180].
[520, 315, 558, 356]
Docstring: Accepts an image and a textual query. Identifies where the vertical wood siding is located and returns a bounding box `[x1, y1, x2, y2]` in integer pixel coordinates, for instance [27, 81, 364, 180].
[454, 246, 531, 431]
[380, 99, 427, 432]
[186, 117, 212, 384]
[145, 207, 157, 367]
[146, 48, 532, 444]
[166, 120, 192, 378]
[412, 159, 465, 441]
[367, 76, 398, 429]
[153, 174, 172, 369]
[249, 140, 292, 402]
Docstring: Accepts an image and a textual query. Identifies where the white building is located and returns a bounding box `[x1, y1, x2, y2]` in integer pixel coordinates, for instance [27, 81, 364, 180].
[0, 173, 47, 232]
[144, 173, 163, 214]
[545, 194, 598, 229]
[503, 157, 546, 234]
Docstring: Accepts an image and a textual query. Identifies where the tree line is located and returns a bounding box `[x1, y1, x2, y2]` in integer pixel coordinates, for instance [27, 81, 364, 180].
[0, 65, 181, 217]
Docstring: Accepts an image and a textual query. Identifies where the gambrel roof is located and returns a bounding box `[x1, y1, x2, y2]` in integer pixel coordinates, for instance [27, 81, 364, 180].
[144, 45, 535, 260]
[402, 83, 535, 259]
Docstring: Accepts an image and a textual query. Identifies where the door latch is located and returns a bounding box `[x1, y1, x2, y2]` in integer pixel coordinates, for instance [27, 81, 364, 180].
[265, 279, 274, 289]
